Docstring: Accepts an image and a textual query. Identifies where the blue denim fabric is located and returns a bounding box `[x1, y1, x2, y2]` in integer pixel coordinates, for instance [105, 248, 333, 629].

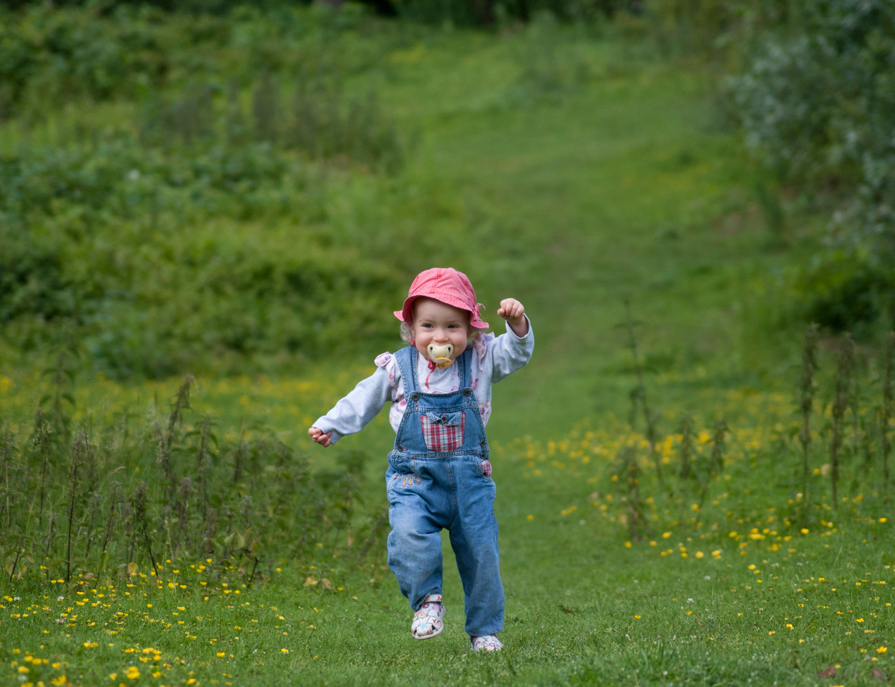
[385, 346, 503, 637]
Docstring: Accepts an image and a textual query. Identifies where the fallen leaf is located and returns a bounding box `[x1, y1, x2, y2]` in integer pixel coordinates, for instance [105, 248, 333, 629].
[872, 668, 890, 681]
[818, 666, 836, 678]
[321, 578, 332, 590]
[304, 577, 318, 587]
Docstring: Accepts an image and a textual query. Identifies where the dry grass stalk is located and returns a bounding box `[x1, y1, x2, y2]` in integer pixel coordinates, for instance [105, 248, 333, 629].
[623, 298, 664, 488]
[881, 332, 895, 502]
[798, 323, 819, 505]
[830, 334, 855, 507]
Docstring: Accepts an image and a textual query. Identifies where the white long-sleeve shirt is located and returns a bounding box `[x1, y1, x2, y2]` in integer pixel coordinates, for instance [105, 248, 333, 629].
[313, 318, 534, 444]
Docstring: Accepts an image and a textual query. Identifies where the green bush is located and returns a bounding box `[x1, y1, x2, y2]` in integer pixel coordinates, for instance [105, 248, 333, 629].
[724, 0, 895, 248]
[0, 229, 73, 324]
[0, 3, 385, 122]
[0, 134, 408, 378]
[0, 4, 171, 119]
[794, 252, 895, 338]
[395, 0, 628, 26]
[589, 0, 800, 63]
[139, 75, 403, 173]
[0, 3, 419, 377]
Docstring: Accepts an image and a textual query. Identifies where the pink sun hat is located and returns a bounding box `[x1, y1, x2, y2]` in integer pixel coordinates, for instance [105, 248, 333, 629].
[394, 267, 489, 330]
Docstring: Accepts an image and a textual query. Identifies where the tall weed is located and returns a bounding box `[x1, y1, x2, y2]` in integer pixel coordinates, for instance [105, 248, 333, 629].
[0, 375, 382, 585]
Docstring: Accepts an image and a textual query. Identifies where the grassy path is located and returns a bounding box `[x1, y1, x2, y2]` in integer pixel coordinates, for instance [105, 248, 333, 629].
[377, 37, 774, 441]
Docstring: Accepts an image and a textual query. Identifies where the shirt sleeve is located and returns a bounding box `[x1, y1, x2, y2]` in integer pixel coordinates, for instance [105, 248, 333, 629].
[481, 315, 534, 383]
[312, 362, 395, 445]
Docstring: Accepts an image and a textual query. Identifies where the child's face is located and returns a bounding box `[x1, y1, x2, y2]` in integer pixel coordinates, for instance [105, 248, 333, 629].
[411, 298, 470, 363]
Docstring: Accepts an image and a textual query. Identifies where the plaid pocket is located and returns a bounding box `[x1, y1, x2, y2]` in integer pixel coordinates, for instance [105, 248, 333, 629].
[420, 412, 465, 453]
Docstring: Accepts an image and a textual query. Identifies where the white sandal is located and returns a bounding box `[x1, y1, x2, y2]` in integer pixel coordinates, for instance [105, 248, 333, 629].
[470, 634, 503, 652]
[411, 594, 445, 639]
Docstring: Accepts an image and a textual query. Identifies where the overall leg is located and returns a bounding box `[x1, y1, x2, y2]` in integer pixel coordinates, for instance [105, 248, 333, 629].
[449, 464, 504, 637]
[387, 470, 449, 611]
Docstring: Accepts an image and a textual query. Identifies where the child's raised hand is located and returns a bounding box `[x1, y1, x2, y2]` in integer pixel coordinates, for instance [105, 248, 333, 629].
[308, 426, 333, 448]
[497, 298, 529, 337]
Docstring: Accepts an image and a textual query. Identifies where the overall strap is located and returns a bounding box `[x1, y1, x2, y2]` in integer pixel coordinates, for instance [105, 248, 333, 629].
[395, 346, 418, 396]
[460, 348, 472, 389]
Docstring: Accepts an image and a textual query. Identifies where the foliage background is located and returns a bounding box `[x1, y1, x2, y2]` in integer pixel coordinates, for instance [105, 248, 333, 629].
[2, 0, 894, 379]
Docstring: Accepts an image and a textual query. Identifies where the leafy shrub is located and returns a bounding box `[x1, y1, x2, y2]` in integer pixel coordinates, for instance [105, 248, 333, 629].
[0, 135, 407, 377]
[639, 0, 797, 53]
[0, 3, 384, 121]
[0, 1, 418, 378]
[140, 73, 403, 173]
[396, 0, 628, 26]
[724, 0, 895, 247]
[794, 252, 895, 337]
[0, 4, 172, 119]
[0, 229, 72, 324]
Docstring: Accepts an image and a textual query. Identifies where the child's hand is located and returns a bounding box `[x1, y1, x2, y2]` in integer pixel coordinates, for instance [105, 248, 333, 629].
[497, 298, 529, 337]
[308, 427, 333, 448]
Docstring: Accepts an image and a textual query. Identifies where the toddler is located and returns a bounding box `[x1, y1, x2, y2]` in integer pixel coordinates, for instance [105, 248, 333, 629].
[308, 267, 533, 652]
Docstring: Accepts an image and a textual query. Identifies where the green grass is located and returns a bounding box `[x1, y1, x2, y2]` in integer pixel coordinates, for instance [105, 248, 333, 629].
[1, 14, 891, 687]
[2, 409, 893, 686]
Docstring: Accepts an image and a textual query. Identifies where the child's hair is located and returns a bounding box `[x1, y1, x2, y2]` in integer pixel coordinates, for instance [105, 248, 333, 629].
[400, 321, 414, 343]
[399, 307, 485, 345]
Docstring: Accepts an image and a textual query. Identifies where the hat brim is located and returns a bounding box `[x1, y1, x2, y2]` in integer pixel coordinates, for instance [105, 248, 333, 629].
[394, 296, 488, 330]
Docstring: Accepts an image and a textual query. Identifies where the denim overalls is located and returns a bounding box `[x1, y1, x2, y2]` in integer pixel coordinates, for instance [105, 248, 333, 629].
[385, 346, 503, 638]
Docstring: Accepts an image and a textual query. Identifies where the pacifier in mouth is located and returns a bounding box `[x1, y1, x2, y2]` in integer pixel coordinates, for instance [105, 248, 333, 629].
[427, 343, 454, 369]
